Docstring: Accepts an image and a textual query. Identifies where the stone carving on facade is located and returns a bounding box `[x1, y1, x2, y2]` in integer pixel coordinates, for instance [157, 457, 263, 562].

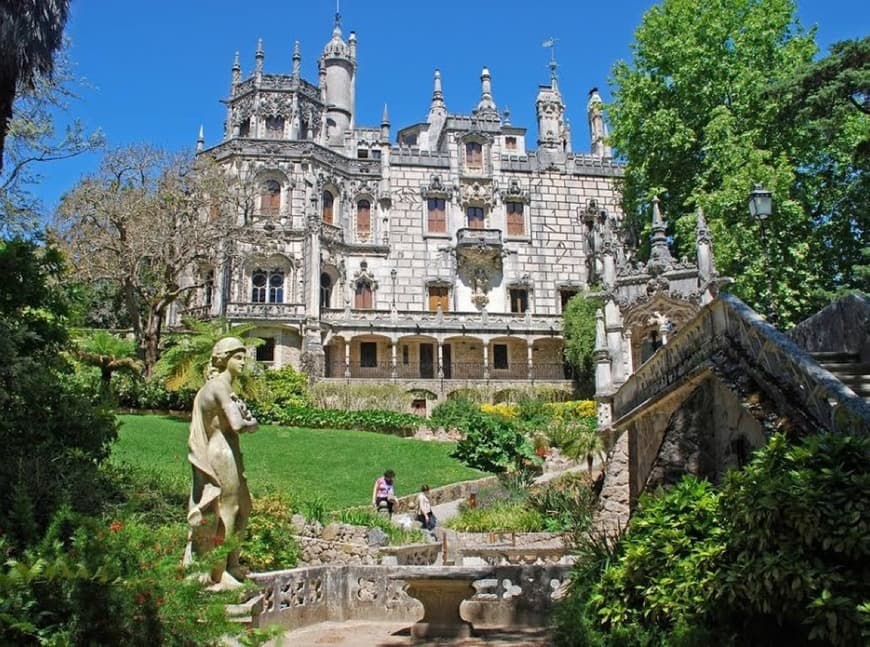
[352, 260, 378, 290]
[459, 179, 495, 208]
[420, 173, 453, 200]
[499, 179, 530, 204]
[257, 92, 291, 118]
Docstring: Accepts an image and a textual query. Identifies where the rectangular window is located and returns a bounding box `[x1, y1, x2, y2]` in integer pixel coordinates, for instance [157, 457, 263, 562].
[427, 198, 447, 233]
[493, 344, 508, 370]
[505, 136, 517, 151]
[428, 286, 449, 312]
[506, 201, 524, 236]
[354, 283, 373, 309]
[560, 289, 578, 311]
[466, 206, 485, 229]
[466, 142, 482, 168]
[510, 288, 528, 314]
[360, 342, 377, 367]
[356, 200, 371, 241]
[265, 116, 284, 139]
[357, 149, 369, 159]
[256, 337, 275, 362]
[402, 345, 409, 365]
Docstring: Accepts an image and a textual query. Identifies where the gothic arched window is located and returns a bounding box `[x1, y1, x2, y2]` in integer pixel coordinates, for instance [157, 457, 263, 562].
[320, 273, 333, 310]
[322, 191, 334, 225]
[356, 199, 371, 241]
[265, 116, 284, 139]
[251, 270, 285, 303]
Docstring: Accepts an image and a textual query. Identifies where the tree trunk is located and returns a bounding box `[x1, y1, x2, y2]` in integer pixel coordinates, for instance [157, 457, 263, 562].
[0, 74, 17, 174]
[142, 307, 165, 376]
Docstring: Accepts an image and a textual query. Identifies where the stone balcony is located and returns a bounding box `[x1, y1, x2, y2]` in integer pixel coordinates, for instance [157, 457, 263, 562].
[321, 308, 562, 336]
[225, 302, 306, 322]
[455, 228, 503, 265]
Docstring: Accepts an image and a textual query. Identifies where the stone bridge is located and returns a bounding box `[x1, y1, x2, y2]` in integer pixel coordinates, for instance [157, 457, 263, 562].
[597, 293, 870, 532]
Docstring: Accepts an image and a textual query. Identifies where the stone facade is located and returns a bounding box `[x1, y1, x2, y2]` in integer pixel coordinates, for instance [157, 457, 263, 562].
[181, 15, 628, 399]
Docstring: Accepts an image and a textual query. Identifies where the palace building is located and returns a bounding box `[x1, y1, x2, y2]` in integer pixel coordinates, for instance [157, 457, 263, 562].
[185, 14, 718, 408]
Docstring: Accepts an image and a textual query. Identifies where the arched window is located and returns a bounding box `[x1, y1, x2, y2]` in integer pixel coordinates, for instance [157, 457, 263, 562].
[356, 199, 371, 241]
[465, 141, 482, 168]
[251, 270, 284, 303]
[466, 206, 485, 229]
[322, 191, 334, 225]
[261, 180, 281, 216]
[354, 282, 373, 309]
[203, 270, 215, 307]
[265, 116, 284, 139]
[320, 273, 332, 309]
[506, 201, 524, 236]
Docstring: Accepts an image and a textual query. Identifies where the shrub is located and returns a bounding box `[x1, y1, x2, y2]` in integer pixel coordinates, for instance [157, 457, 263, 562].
[548, 399, 597, 420]
[451, 409, 537, 473]
[446, 501, 546, 533]
[257, 364, 310, 409]
[309, 382, 413, 412]
[113, 373, 196, 411]
[334, 507, 425, 545]
[431, 396, 479, 431]
[252, 404, 420, 436]
[480, 402, 518, 420]
[527, 473, 597, 534]
[242, 494, 300, 572]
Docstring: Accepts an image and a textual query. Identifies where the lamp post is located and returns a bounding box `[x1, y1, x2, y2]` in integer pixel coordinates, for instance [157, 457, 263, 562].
[747, 184, 776, 324]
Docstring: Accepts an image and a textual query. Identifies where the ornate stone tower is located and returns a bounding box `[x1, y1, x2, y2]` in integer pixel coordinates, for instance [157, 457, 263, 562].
[319, 13, 357, 146]
[535, 60, 568, 152]
[587, 88, 611, 158]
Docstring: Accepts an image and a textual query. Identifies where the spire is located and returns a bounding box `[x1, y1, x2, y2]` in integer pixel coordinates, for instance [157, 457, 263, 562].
[196, 125, 204, 152]
[255, 38, 264, 80]
[231, 51, 241, 88]
[427, 69, 447, 123]
[647, 197, 675, 274]
[380, 103, 390, 143]
[475, 66, 499, 118]
[292, 41, 301, 78]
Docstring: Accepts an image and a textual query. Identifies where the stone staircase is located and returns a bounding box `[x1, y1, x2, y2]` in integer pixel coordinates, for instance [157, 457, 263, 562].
[811, 351, 870, 402]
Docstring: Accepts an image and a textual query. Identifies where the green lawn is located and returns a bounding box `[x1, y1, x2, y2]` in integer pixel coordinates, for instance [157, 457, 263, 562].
[112, 414, 485, 510]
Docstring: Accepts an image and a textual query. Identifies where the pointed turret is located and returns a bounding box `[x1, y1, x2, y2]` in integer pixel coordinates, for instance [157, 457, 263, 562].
[587, 87, 611, 157]
[427, 69, 446, 120]
[474, 67, 499, 120]
[292, 41, 301, 78]
[254, 38, 264, 82]
[231, 51, 241, 90]
[380, 104, 390, 143]
[535, 62, 567, 151]
[646, 197, 675, 275]
[319, 12, 357, 145]
[196, 125, 204, 152]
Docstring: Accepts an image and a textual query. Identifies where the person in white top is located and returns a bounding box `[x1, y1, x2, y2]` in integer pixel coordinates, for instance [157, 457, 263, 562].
[416, 484, 436, 531]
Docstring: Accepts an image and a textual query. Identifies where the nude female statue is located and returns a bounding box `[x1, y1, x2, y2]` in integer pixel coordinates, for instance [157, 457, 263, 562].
[183, 337, 258, 590]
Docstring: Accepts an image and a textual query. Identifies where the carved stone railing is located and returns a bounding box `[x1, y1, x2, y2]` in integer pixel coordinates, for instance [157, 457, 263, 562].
[612, 293, 870, 434]
[225, 302, 306, 321]
[379, 543, 441, 566]
[320, 308, 562, 335]
[248, 563, 571, 631]
[208, 139, 381, 177]
[458, 546, 574, 566]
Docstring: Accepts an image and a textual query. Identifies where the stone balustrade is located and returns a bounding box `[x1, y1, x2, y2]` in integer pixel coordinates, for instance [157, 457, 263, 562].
[612, 293, 870, 434]
[247, 563, 572, 632]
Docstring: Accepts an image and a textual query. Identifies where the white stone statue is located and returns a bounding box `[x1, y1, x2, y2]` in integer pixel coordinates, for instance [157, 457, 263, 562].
[183, 337, 258, 590]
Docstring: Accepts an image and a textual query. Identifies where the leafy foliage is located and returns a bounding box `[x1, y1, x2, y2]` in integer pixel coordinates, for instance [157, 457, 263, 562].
[251, 404, 421, 436]
[451, 409, 537, 473]
[431, 396, 482, 431]
[562, 295, 601, 378]
[308, 381, 413, 412]
[241, 494, 300, 572]
[608, 0, 867, 325]
[0, 240, 117, 548]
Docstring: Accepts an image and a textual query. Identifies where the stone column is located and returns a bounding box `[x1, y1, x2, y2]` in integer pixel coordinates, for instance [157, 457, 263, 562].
[482, 342, 490, 381]
[437, 341, 444, 379]
[623, 329, 634, 375]
[390, 340, 398, 380]
[300, 181, 325, 378]
[344, 338, 351, 379]
[526, 339, 534, 382]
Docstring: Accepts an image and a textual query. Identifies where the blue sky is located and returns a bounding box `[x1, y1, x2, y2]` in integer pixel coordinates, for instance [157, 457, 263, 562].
[26, 0, 870, 211]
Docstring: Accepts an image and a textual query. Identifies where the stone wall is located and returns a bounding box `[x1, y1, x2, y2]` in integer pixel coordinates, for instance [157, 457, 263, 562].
[788, 293, 869, 359]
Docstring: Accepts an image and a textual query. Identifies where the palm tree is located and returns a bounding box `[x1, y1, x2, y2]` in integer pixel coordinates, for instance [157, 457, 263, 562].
[71, 329, 142, 397]
[0, 0, 69, 170]
[563, 423, 605, 473]
[154, 318, 262, 397]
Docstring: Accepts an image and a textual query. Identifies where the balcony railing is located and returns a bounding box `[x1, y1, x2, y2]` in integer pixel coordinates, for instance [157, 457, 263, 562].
[456, 227, 503, 247]
[319, 308, 562, 334]
[323, 361, 574, 381]
[225, 302, 306, 320]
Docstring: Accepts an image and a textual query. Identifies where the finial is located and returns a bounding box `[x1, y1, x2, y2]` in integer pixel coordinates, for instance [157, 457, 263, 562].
[381, 103, 390, 125]
[333, 0, 342, 35]
[651, 196, 664, 230]
[433, 69, 443, 99]
[231, 51, 241, 87]
[476, 66, 497, 116]
[503, 106, 511, 126]
[292, 41, 301, 77]
[255, 38, 264, 76]
[647, 196, 675, 272]
[196, 125, 204, 152]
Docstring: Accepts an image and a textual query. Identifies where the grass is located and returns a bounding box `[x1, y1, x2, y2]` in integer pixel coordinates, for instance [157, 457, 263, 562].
[112, 414, 485, 510]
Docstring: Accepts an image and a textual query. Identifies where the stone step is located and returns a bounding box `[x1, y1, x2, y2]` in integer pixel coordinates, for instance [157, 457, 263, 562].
[820, 363, 870, 376]
[811, 351, 861, 363]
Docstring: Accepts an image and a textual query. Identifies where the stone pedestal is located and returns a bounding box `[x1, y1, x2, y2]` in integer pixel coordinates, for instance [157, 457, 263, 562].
[404, 577, 476, 639]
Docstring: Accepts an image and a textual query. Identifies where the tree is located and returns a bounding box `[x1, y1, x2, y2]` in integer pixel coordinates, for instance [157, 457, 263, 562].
[562, 295, 600, 381]
[0, 0, 70, 171]
[70, 329, 141, 397]
[608, 0, 866, 325]
[0, 239, 117, 547]
[1, 53, 104, 237]
[55, 145, 244, 374]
